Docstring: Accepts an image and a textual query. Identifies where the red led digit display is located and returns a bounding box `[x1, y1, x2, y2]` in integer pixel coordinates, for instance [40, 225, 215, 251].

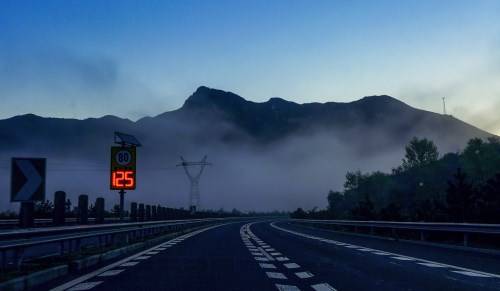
[111, 170, 135, 189]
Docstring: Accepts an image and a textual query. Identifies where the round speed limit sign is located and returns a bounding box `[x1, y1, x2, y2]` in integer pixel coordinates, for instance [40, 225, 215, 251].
[115, 150, 132, 166]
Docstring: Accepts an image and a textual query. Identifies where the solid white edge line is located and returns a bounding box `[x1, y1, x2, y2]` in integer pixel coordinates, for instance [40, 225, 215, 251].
[270, 222, 500, 279]
[50, 223, 228, 291]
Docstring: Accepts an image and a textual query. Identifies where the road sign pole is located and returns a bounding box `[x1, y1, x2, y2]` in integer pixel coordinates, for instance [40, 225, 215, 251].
[119, 189, 125, 223]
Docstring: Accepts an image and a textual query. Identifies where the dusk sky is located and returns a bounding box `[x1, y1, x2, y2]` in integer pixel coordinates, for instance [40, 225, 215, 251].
[1, 0, 499, 135]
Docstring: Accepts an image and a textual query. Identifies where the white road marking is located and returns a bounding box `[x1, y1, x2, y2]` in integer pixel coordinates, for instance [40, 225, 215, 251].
[295, 271, 314, 279]
[270, 252, 282, 256]
[275, 284, 301, 291]
[255, 257, 270, 261]
[145, 251, 159, 255]
[452, 271, 493, 278]
[271, 222, 500, 279]
[257, 247, 276, 261]
[284, 263, 301, 269]
[98, 270, 125, 276]
[391, 257, 415, 261]
[259, 263, 277, 269]
[119, 262, 139, 267]
[276, 257, 290, 261]
[372, 252, 390, 255]
[155, 248, 166, 251]
[358, 248, 373, 252]
[252, 252, 264, 256]
[51, 224, 226, 291]
[418, 263, 446, 268]
[267, 272, 287, 279]
[311, 283, 337, 291]
[345, 245, 359, 248]
[135, 256, 150, 260]
[67, 282, 103, 290]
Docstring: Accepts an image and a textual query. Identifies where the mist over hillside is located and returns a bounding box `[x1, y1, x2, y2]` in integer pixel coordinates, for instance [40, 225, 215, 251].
[0, 87, 494, 212]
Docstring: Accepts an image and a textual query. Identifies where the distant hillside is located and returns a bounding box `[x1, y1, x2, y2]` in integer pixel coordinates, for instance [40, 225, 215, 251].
[0, 86, 494, 156]
[0, 86, 496, 212]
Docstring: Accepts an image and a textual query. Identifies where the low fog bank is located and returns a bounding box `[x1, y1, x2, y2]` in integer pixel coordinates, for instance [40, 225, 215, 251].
[0, 110, 480, 213]
[0, 127, 407, 213]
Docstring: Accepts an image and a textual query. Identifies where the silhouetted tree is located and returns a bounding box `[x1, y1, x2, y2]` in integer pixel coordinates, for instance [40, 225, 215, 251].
[349, 195, 376, 220]
[402, 137, 439, 170]
[378, 202, 402, 221]
[34, 199, 54, 218]
[290, 208, 306, 219]
[446, 168, 476, 222]
[477, 173, 500, 223]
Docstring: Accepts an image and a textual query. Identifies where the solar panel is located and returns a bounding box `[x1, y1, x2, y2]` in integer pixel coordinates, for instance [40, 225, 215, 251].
[114, 132, 142, 146]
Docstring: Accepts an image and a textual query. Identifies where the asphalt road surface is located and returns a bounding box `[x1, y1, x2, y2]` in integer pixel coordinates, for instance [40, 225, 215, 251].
[40, 220, 500, 291]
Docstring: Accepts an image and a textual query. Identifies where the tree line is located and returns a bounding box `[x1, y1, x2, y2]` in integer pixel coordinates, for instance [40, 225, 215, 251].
[291, 137, 500, 223]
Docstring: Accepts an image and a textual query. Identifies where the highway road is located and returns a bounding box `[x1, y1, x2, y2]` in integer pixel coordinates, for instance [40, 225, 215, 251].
[39, 220, 500, 291]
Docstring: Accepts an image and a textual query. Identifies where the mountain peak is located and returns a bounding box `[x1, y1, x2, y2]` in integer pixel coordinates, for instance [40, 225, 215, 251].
[182, 86, 247, 110]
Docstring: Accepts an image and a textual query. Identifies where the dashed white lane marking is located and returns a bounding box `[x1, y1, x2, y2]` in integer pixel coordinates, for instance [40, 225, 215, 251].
[284, 263, 301, 269]
[155, 248, 166, 251]
[311, 283, 337, 291]
[258, 247, 277, 261]
[135, 256, 150, 260]
[119, 262, 139, 267]
[275, 284, 301, 291]
[260, 263, 277, 269]
[271, 222, 500, 279]
[145, 251, 159, 255]
[267, 272, 287, 279]
[252, 252, 264, 256]
[452, 271, 493, 278]
[276, 256, 290, 261]
[270, 252, 281, 256]
[255, 257, 270, 261]
[418, 263, 446, 268]
[98, 270, 125, 277]
[295, 271, 314, 279]
[67, 282, 103, 290]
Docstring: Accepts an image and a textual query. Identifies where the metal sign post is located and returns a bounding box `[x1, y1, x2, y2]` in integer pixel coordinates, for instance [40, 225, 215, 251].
[111, 132, 141, 223]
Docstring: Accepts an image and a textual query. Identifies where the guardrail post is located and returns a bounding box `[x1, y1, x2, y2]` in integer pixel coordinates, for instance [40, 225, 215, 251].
[420, 231, 426, 241]
[138, 203, 145, 222]
[95, 197, 105, 224]
[77, 194, 88, 224]
[131, 202, 138, 222]
[53, 191, 66, 226]
[152, 205, 157, 221]
[19, 202, 35, 228]
[146, 205, 151, 221]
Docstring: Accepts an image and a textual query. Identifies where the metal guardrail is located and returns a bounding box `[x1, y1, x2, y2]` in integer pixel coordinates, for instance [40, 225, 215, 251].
[0, 217, 245, 270]
[290, 219, 500, 247]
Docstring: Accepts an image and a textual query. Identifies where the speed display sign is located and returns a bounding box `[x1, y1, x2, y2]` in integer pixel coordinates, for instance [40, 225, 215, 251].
[110, 147, 136, 190]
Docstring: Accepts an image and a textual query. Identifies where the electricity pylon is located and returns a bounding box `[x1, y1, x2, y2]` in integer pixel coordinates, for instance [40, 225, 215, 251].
[177, 155, 212, 210]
